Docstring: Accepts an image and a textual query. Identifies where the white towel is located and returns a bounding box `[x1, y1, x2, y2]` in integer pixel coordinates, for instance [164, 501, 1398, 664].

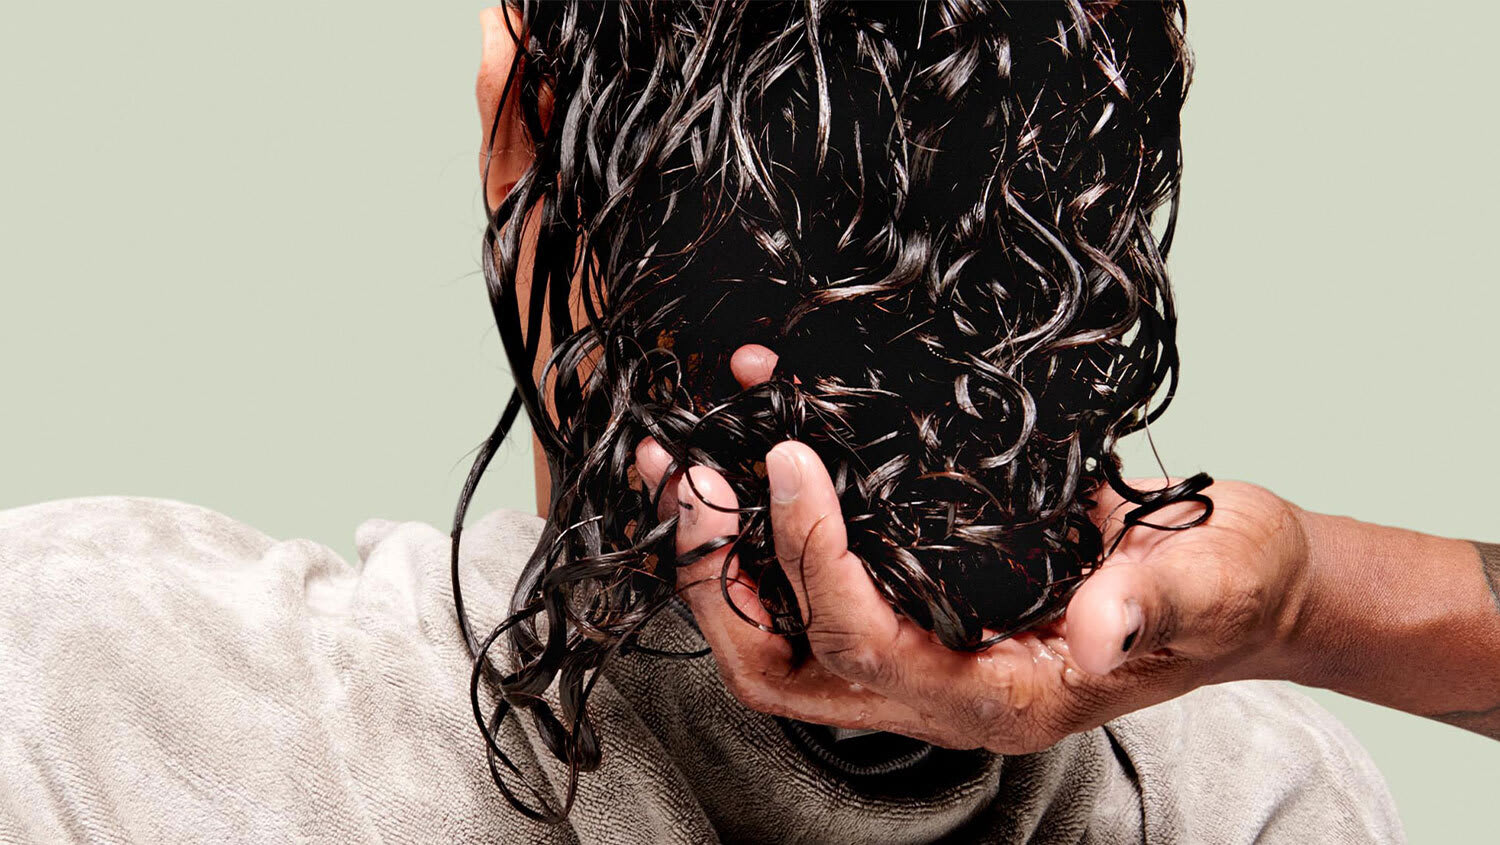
[0, 496, 1404, 843]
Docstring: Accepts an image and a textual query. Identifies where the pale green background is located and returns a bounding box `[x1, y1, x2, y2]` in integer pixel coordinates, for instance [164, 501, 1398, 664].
[3, 1, 1497, 840]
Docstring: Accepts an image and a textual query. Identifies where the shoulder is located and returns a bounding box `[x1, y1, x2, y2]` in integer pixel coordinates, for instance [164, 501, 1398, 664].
[0, 496, 290, 626]
[0, 494, 278, 563]
[0, 493, 548, 629]
[347, 503, 547, 640]
[0, 496, 329, 839]
[1104, 679, 1404, 843]
[0, 496, 558, 841]
[0, 495, 364, 623]
[0, 492, 546, 610]
[0, 494, 343, 663]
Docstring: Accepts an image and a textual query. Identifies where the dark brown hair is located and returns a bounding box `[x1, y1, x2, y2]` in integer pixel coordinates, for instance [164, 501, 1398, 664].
[453, 0, 1210, 822]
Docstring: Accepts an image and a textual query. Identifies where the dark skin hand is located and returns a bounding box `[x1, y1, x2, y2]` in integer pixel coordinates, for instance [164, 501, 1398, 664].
[631, 345, 1500, 752]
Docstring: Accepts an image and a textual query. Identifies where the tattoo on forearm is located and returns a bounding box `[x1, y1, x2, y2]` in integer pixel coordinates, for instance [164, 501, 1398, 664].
[1429, 541, 1500, 741]
[1473, 540, 1500, 615]
[1432, 701, 1500, 741]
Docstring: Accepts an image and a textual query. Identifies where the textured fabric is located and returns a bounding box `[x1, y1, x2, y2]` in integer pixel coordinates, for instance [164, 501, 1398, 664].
[0, 496, 1405, 843]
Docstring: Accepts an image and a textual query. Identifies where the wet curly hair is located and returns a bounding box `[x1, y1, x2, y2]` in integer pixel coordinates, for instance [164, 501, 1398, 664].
[452, 0, 1211, 822]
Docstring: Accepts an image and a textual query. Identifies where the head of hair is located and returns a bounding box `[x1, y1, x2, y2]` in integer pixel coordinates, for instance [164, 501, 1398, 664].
[452, 0, 1209, 822]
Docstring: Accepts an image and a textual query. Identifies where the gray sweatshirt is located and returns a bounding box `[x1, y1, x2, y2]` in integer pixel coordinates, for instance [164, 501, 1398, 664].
[0, 496, 1404, 843]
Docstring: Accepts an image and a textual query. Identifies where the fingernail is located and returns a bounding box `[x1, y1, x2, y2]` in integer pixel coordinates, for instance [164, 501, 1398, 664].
[677, 476, 697, 528]
[766, 446, 802, 503]
[1119, 598, 1143, 655]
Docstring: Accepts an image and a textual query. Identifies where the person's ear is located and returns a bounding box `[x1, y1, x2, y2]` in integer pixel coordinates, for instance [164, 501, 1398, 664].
[477, 5, 536, 210]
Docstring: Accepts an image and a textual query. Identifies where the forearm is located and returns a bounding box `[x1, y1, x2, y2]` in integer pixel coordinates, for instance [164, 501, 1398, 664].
[1281, 507, 1500, 739]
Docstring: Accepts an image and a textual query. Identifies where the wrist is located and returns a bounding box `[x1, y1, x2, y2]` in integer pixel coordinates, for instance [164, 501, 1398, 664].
[1272, 504, 1500, 716]
[1214, 497, 1322, 686]
[1271, 506, 1350, 689]
[1197, 492, 1320, 687]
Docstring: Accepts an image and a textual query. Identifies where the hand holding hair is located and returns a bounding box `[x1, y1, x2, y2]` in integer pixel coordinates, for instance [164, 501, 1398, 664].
[468, 2, 1496, 823]
[635, 345, 1500, 752]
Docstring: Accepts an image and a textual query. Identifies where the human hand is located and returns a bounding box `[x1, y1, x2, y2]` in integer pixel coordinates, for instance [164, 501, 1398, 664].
[633, 344, 1314, 753]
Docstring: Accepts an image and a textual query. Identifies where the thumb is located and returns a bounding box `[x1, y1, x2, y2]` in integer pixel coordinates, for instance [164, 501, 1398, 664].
[1063, 549, 1225, 676]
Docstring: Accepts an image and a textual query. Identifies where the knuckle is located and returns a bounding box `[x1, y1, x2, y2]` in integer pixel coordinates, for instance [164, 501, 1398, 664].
[816, 639, 888, 686]
[943, 668, 1047, 753]
[773, 540, 806, 575]
[956, 694, 1011, 748]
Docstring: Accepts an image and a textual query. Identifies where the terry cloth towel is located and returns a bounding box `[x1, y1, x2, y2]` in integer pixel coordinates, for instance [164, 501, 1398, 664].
[0, 496, 1405, 843]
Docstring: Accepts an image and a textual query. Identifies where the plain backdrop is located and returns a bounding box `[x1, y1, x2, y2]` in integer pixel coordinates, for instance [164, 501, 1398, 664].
[4, 1, 1498, 839]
